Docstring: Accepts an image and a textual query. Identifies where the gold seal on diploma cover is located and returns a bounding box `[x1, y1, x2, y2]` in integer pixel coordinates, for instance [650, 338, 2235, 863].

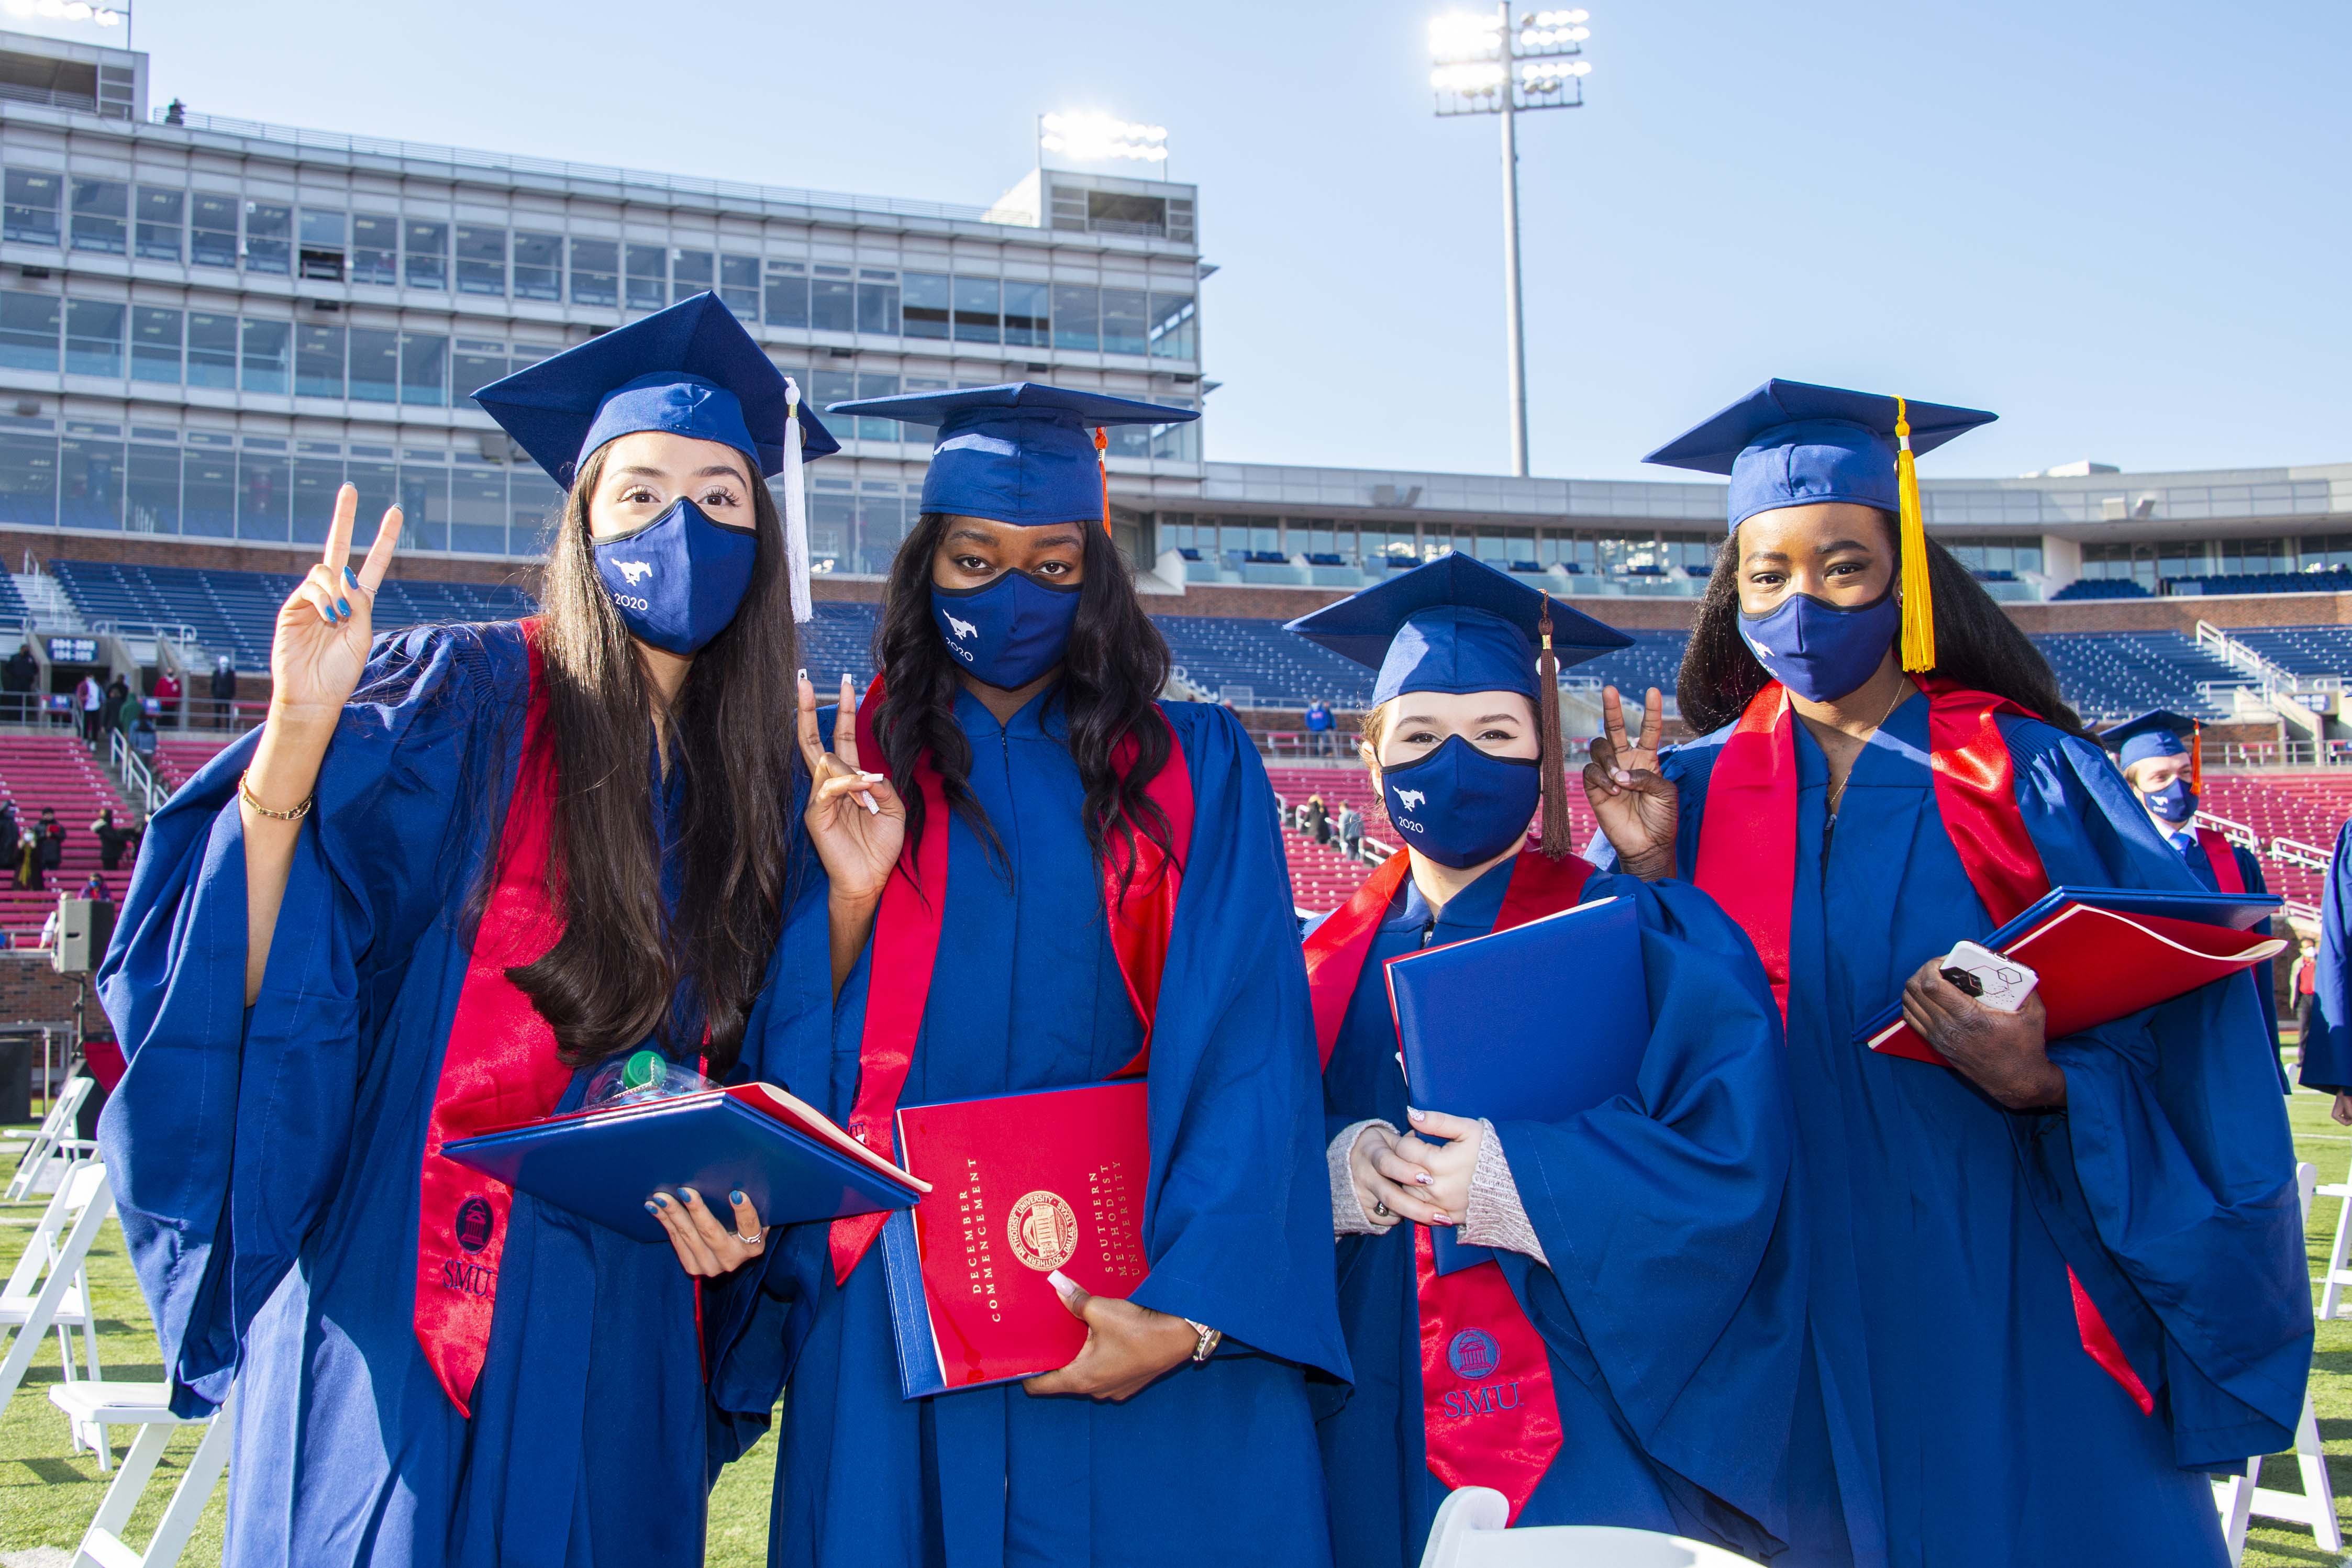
[1007, 1189, 1081, 1271]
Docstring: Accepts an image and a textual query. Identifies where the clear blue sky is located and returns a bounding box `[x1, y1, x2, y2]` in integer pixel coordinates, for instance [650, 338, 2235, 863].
[132, 0, 2351, 481]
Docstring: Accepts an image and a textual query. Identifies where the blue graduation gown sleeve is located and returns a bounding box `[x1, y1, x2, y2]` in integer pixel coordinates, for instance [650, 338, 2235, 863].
[96, 625, 518, 1416]
[1982, 724, 2307, 1465]
[2302, 819, 2352, 1094]
[1494, 874, 1802, 1553]
[1125, 702, 1351, 1377]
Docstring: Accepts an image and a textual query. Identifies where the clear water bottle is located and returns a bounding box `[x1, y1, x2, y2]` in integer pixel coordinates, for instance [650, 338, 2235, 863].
[583, 1048, 715, 1110]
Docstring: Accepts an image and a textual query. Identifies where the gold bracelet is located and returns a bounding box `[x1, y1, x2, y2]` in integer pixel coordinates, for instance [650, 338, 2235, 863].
[238, 769, 314, 821]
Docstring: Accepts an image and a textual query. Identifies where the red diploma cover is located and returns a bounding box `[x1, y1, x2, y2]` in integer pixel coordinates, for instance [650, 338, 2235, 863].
[880, 1081, 1152, 1397]
[1862, 898, 2286, 1065]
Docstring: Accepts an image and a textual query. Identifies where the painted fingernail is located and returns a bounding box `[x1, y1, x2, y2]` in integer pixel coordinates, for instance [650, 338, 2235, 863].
[1047, 1269, 1078, 1296]
[729, 1190, 746, 1206]
[857, 771, 885, 782]
[342, 566, 357, 587]
[336, 598, 351, 617]
[653, 1194, 671, 1208]
[1415, 1174, 1432, 1185]
[644, 1200, 659, 1214]
[1406, 1107, 1426, 1122]
[678, 1187, 698, 1205]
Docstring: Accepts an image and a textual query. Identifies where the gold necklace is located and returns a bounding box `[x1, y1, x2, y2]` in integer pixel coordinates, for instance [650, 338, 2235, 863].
[1824, 679, 1912, 820]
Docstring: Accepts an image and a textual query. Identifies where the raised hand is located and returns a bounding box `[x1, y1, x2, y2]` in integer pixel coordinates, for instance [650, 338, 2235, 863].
[1581, 685, 1679, 881]
[798, 671, 906, 908]
[269, 483, 403, 727]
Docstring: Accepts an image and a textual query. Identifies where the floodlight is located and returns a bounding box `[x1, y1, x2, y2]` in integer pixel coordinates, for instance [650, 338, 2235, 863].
[1429, 12, 1504, 62]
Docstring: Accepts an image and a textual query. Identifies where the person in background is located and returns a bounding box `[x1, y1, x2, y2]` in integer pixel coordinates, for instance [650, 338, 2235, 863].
[103, 674, 130, 738]
[2, 640, 35, 724]
[1337, 799, 1363, 860]
[116, 680, 143, 740]
[2098, 709, 2286, 1089]
[38, 902, 56, 948]
[209, 654, 237, 727]
[36, 807, 63, 876]
[13, 823, 37, 891]
[131, 711, 158, 762]
[2292, 931, 2320, 1057]
[79, 870, 109, 904]
[2296, 824, 2352, 1115]
[1304, 696, 1336, 757]
[75, 671, 103, 742]
[0, 798, 17, 868]
[1289, 555, 1803, 1566]
[1593, 379, 2305, 1567]
[93, 806, 132, 871]
[153, 665, 181, 726]
[1305, 791, 1330, 844]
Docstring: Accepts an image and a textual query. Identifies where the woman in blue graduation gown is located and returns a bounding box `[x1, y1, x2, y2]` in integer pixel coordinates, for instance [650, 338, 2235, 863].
[1588, 381, 2309, 1568]
[1284, 554, 1804, 1565]
[711, 384, 1349, 1568]
[94, 295, 900, 1568]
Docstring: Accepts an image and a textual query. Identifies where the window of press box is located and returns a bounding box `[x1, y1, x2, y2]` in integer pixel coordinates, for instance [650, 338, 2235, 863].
[0, 291, 58, 372]
[1101, 289, 1148, 355]
[853, 371, 899, 442]
[245, 202, 292, 274]
[298, 209, 346, 281]
[811, 265, 855, 333]
[68, 178, 126, 255]
[719, 254, 760, 317]
[131, 306, 181, 383]
[952, 276, 1000, 343]
[186, 312, 237, 389]
[297, 323, 344, 398]
[402, 333, 449, 406]
[64, 299, 122, 377]
[454, 226, 506, 296]
[452, 341, 507, 400]
[625, 245, 667, 312]
[1051, 284, 1099, 351]
[1148, 294, 1195, 360]
[241, 319, 292, 395]
[672, 248, 714, 303]
[902, 272, 949, 339]
[1003, 281, 1049, 348]
[405, 220, 449, 290]
[350, 214, 398, 285]
[189, 194, 237, 268]
[570, 238, 619, 307]
[513, 231, 561, 301]
[134, 187, 182, 261]
[763, 260, 808, 329]
[809, 368, 856, 431]
[349, 327, 400, 402]
[858, 270, 899, 336]
[2, 170, 58, 244]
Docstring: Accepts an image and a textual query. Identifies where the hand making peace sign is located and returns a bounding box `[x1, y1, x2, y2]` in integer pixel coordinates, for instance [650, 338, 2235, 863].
[797, 671, 906, 907]
[1581, 684, 1680, 881]
[269, 482, 405, 727]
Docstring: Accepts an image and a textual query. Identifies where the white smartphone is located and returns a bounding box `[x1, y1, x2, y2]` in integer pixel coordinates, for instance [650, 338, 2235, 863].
[1937, 941, 2038, 1014]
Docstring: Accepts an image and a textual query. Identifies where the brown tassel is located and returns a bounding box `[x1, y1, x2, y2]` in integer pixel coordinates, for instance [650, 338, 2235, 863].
[1535, 601, 1570, 858]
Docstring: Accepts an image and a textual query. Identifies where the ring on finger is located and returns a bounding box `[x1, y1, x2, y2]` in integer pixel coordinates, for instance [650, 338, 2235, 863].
[735, 1229, 764, 1248]
[1372, 1199, 1390, 1218]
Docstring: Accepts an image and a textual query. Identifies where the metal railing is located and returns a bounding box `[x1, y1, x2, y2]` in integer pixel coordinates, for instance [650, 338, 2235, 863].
[108, 725, 162, 815]
[2271, 836, 2334, 872]
[150, 108, 1013, 226]
[2192, 809, 2261, 851]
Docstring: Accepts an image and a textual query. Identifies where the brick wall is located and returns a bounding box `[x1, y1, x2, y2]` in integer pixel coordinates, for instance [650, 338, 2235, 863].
[0, 952, 104, 1036]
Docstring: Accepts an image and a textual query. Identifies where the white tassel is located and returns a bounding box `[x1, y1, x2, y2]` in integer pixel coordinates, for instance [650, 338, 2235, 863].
[783, 377, 812, 625]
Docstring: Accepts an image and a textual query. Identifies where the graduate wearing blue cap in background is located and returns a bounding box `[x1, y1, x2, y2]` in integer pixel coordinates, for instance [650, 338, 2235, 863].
[710, 383, 1354, 1568]
[1285, 554, 1806, 1564]
[2098, 709, 2287, 1090]
[94, 293, 885, 1568]
[1585, 380, 2307, 1567]
[2292, 821, 2352, 1114]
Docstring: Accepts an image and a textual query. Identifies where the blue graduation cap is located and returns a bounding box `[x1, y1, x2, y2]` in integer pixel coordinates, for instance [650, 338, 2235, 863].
[472, 293, 839, 487]
[2099, 709, 2201, 770]
[1284, 553, 1633, 707]
[1641, 379, 1996, 531]
[824, 382, 1199, 527]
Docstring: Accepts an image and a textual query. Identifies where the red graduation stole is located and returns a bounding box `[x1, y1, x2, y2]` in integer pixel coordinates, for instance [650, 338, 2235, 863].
[1304, 847, 1594, 1521]
[1691, 676, 2157, 1418]
[826, 681, 1195, 1286]
[412, 626, 579, 1417]
[2193, 827, 2246, 895]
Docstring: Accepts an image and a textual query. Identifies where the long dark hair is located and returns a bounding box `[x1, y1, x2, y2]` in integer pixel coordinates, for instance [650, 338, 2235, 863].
[503, 446, 801, 1073]
[869, 514, 1177, 889]
[1678, 515, 2085, 737]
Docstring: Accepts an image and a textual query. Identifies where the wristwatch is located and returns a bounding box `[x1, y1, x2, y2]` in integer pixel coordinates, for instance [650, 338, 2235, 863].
[1183, 1318, 1222, 1362]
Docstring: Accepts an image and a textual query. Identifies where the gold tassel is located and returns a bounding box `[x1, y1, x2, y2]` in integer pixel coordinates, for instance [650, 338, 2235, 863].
[1895, 395, 1936, 673]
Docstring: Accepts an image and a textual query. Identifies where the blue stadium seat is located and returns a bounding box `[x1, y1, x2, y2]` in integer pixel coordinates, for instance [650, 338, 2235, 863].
[2051, 579, 2150, 601]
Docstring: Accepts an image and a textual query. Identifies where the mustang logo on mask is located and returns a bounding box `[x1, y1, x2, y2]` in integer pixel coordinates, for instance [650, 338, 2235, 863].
[1396, 789, 1427, 811]
[615, 560, 654, 586]
[946, 613, 978, 641]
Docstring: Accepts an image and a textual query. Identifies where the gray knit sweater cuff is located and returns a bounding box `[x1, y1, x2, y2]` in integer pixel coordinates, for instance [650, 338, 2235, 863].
[1328, 1119, 1398, 1236]
[1461, 1119, 1549, 1266]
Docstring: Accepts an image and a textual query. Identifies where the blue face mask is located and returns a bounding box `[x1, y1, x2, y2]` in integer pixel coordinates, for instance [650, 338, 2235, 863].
[1378, 734, 1540, 870]
[2142, 777, 2198, 824]
[1737, 588, 1899, 704]
[931, 572, 1081, 690]
[592, 497, 757, 657]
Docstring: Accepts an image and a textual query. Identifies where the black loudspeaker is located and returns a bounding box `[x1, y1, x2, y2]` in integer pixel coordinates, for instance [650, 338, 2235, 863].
[51, 896, 115, 975]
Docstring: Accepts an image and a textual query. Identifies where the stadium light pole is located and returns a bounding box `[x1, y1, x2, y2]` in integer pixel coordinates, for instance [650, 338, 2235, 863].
[1428, 7, 1591, 478]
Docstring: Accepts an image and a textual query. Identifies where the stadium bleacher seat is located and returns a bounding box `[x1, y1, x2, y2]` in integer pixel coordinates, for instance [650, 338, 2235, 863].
[0, 735, 132, 939]
[2168, 569, 2352, 598]
[153, 737, 228, 793]
[2051, 579, 2151, 600]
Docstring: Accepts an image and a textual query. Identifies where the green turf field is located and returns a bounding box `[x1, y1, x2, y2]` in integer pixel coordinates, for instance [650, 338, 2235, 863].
[7, 1089, 2352, 1566]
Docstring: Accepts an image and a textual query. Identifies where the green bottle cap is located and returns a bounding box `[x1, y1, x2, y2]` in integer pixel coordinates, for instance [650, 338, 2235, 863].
[621, 1049, 664, 1091]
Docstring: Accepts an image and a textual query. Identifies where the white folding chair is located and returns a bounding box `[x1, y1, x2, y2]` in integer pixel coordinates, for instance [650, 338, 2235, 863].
[0, 1160, 113, 1434]
[49, 1383, 234, 1568]
[7, 1073, 94, 1200]
[2317, 1154, 2352, 1322]
[1419, 1486, 1762, 1567]
[2211, 1161, 2340, 1563]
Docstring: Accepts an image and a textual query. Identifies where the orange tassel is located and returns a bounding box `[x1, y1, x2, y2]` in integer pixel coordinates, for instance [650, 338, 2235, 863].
[2191, 721, 2203, 797]
[1095, 427, 1111, 538]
